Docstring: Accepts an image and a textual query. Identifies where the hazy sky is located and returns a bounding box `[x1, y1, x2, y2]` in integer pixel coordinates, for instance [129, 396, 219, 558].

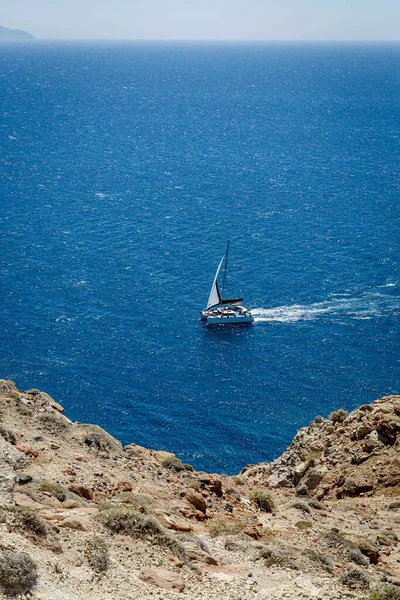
[1, 0, 399, 41]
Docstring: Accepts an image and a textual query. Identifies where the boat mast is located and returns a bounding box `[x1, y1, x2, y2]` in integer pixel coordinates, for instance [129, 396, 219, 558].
[221, 240, 230, 300]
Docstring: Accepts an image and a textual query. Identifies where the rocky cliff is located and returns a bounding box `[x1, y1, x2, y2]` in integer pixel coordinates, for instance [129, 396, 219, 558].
[0, 379, 399, 600]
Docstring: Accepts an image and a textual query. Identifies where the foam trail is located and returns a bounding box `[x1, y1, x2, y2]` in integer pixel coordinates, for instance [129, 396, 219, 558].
[252, 288, 400, 323]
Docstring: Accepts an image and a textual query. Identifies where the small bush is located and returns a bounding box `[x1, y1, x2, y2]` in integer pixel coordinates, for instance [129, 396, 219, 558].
[265, 555, 299, 570]
[249, 490, 274, 513]
[162, 455, 187, 472]
[348, 547, 369, 566]
[295, 521, 313, 530]
[40, 482, 66, 502]
[341, 567, 371, 590]
[329, 409, 348, 423]
[388, 501, 400, 510]
[0, 506, 61, 552]
[258, 546, 273, 559]
[38, 411, 68, 432]
[304, 549, 334, 573]
[85, 535, 109, 573]
[231, 476, 245, 486]
[367, 585, 400, 600]
[0, 551, 37, 594]
[97, 507, 186, 560]
[0, 425, 17, 445]
[117, 492, 153, 512]
[209, 519, 243, 538]
[291, 501, 311, 514]
[3, 506, 48, 537]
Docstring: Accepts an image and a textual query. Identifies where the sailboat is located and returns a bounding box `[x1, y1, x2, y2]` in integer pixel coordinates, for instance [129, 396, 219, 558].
[200, 241, 254, 325]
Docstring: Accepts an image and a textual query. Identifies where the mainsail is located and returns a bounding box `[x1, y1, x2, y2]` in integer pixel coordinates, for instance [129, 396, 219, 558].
[206, 255, 224, 309]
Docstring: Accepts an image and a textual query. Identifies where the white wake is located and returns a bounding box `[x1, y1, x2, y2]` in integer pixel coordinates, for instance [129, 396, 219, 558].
[251, 288, 400, 324]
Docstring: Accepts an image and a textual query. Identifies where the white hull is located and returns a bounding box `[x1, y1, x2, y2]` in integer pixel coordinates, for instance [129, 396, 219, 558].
[200, 306, 254, 325]
[202, 313, 254, 325]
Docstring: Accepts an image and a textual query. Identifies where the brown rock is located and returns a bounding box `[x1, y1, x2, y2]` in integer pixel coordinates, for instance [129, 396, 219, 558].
[195, 510, 206, 521]
[14, 492, 45, 510]
[59, 515, 90, 531]
[154, 510, 192, 532]
[209, 478, 223, 497]
[68, 484, 93, 500]
[341, 478, 374, 497]
[61, 467, 77, 476]
[16, 443, 38, 458]
[185, 489, 207, 513]
[181, 541, 217, 565]
[63, 499, 81, 509]
[139, 568, 185, 593]
[40, 510, 64, 521]
[74, 455, 88, 463]
[117, 481, 132, 492]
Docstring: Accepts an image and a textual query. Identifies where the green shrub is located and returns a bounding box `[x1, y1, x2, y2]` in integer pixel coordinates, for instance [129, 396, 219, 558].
[0, 506, 61, 552]
[265, 555, 299, 570]
[340, 567, 371, 590]
[231, 476, 245, 485]
[366, 585, 400, 600]
[290, 501, 311, 514]
[329, 409, 348, 423]
[40, 481, 66, 502]
[117, 492, 153, 512]
[85, 535, 109, 573]
[0, 551, 37, 594]
[209, 520, 243, 538]
[388, 501, 400, 510]
[97, 507, 186, 560]
[258, 546, 273, 559]
[295, 520, 313, 530]
[0, 425, 17, 445]
[303, 549, 333, 573]
[161, 455, 194, 472]
[249, 490, 274, 513]
[2, 506, 48, 537]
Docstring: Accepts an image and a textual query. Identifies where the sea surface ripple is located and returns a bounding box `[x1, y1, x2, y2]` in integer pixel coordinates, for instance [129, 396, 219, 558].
[1, 42, 399, 472]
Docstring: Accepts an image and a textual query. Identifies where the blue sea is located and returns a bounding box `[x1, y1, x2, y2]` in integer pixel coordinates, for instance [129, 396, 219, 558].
[1, 42, 399, 473]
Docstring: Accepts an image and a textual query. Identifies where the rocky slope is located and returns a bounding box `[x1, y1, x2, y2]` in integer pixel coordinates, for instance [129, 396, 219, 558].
[0, 379, 399, 600]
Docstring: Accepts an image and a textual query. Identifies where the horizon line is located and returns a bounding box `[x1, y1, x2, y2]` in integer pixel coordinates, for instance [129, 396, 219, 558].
[2, 37, 400, 43]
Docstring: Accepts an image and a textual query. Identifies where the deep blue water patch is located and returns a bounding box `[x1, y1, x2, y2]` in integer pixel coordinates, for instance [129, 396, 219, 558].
[0, 42, 399, 473]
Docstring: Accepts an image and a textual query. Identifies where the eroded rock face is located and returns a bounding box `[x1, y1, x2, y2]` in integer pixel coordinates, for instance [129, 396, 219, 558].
[242, 394, 400, 500]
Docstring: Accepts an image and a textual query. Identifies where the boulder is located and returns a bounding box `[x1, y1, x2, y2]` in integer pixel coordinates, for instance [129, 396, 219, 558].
[59, 515, 91, 531]
[68, 484, 93, 500]
[14, 492, 45, 510]
[181, 541, 217, 565]
[139, 568, 185, 593]
[341, 478, 374, 497]
[154, 510, 192, 532]
[185, 489, 207, 514]
[302, 466, 328, 491]
[16, 473, 33, 485]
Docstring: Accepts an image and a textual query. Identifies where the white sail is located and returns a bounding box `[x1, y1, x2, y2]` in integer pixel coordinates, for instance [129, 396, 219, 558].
[206, 255, 224, 309]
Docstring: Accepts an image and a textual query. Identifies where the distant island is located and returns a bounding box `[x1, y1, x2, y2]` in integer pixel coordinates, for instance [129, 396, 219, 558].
[0, 24, 35, 40]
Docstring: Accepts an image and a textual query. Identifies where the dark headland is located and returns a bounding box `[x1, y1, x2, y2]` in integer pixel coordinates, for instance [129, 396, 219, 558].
[0, 24, 35, 40]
